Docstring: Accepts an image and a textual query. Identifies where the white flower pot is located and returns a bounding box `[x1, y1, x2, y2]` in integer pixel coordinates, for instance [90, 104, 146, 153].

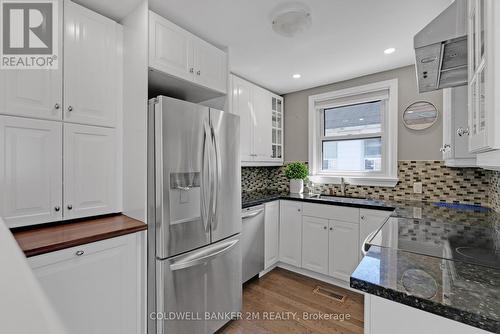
[289, 179, 304, 194]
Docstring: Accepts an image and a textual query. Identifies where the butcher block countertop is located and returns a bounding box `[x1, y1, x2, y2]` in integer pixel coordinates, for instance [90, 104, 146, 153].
[11, 214, 147, 257]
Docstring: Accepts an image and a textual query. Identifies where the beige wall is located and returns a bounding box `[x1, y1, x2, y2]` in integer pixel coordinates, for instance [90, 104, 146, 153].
[283, 65, 443, 162]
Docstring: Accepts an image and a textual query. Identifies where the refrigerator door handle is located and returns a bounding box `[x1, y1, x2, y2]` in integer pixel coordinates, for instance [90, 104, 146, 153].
[210, 124, 222, 230]
[169, 239, 239, 271]
[201, 122, 212, 232]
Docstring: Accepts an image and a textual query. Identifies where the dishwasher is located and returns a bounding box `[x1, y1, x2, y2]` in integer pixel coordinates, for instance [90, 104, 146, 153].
[241, 205, 265, 283]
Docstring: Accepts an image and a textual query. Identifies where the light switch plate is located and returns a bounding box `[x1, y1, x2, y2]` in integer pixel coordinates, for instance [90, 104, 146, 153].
[413, 182, 423, 194]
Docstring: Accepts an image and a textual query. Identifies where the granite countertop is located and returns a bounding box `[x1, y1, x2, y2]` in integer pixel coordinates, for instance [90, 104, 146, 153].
[242, 190, 500, 332]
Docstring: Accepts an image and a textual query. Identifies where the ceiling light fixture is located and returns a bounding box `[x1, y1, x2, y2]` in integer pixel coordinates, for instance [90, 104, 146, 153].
[292, 73, 301, 79]
[271, 2, 312, 38]
[384, 47, 396, 55]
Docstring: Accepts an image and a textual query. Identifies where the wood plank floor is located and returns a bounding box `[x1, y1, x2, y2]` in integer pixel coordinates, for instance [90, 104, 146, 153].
[218, 268, 364, 334]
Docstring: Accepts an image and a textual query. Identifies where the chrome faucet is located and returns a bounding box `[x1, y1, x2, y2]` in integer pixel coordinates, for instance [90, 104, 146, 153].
[340, 177, 347, 196]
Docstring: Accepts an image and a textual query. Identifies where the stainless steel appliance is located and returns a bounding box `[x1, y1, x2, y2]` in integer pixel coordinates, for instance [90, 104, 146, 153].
[414, 0, 468, 93]
[241, 205, 265, 283]
[147, 96, 242, 334]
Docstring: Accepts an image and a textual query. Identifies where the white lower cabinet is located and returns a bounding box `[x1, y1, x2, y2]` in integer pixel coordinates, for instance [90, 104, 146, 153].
[64, 124, 118, 219]
[0, 116, 63, 228]
[368, 295, 490, 334]
[302, 216, 329, 275]
[29, 233, 143, 334]
[264, 201, 279, 269]
[279, 200, 302, 267]
[328, 220, 359, 281]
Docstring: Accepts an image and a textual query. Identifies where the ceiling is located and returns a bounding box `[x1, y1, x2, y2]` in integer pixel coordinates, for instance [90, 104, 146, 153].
[151, 0, 452, 94]
[75, 0, 141, 21]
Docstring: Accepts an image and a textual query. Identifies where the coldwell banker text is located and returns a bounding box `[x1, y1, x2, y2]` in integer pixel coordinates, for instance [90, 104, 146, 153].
[1, 0, 59, 69]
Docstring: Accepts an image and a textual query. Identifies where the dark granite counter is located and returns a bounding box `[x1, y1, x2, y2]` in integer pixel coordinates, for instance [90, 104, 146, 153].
[351, 246, 500, 332]
[242, 190, 395, 210]
[241, 190, 500, 331]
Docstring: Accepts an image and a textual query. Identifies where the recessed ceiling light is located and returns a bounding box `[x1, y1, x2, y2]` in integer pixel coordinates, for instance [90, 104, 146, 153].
[384, 47, 396, 55]
[292, 73, 301, 79]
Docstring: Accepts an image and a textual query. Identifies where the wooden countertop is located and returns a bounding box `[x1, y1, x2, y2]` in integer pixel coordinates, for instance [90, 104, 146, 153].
[11, 214, 147, 257]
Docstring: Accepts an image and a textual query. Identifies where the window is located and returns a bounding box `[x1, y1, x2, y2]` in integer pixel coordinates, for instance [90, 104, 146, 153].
[308, 80, 398, 187]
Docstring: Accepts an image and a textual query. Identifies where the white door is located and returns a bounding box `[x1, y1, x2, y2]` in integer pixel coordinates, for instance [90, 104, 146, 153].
[64, 124, 117, 219]
[149, 11, 194, 82]
[64, 0, 119, 127]
[301, 216, 329, 275]
[359, 209, 391, 260]
[252, 86, 273, 161]
[231, 76, 254, 162]
[0, 116, 62, 228]
[329, 220, 359, 281]
[264, 201, 279, 269]
[279, 201, 302, 267]
[0, 1, 63, 121]
[193, 38, 227, 93]
[29, 234, 140, 334]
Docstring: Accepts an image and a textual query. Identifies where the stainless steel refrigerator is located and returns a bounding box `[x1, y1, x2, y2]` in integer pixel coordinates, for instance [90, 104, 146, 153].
[147, 96, 242, 334]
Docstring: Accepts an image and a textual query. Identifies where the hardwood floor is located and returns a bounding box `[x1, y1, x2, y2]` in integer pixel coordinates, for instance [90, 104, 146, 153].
[219, 268, 364, 334]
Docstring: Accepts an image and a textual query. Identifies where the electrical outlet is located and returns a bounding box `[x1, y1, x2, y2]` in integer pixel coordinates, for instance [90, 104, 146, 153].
[413, 182, 423, 194]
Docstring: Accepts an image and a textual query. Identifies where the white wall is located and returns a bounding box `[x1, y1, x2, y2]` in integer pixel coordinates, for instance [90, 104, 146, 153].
[283, 65, 443, 162]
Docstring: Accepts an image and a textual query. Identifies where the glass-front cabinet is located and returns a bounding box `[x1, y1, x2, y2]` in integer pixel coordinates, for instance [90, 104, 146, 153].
[467, 0, 499, 153]
[271, 95, 284, 161]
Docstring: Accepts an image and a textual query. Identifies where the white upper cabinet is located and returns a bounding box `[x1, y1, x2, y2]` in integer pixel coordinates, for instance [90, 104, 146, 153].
[64, 0, 120, 127]
[193, 38, 227, 93]
[252, 86, 273, 161]
[149, 11, 227, 94]
[0, 1, 63, 121]
[0, 116, 63, 228]
[467, 0, 500, 153]
[64, 124, 118, 219]
[230, 74, 284, 166]
[149, 11, 193, 82]
[442, 87, 476, 167]
[231, 75, 254, 161]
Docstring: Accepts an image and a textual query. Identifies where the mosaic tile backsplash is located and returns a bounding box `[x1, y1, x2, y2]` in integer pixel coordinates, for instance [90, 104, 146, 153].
[242, 161, 500, 211]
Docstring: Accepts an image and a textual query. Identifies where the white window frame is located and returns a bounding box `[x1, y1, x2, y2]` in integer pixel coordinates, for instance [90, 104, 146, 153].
[308, 79, 398, 187]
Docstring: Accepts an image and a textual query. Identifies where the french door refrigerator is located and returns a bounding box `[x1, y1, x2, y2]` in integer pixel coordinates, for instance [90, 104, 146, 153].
[147, 96, 242, 334]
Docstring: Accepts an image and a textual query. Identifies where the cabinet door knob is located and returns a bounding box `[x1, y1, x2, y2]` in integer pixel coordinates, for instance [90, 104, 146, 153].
[439, 144, 451, 153]
[196, 70, 201, 76]
[54, 103, 60, 109]
[360, 215, 365, 220]
[75, 250, 84, 256]
[297, 209, 301, 212]
[54, 206, 60, 212]
[67, 204, 73, 210]
[189, 67, 194, 73]
[323, 226, 327, 230]
[67, 106, 73, 112]
[329, 227, 333, 231]
[457, 127, 470, 137]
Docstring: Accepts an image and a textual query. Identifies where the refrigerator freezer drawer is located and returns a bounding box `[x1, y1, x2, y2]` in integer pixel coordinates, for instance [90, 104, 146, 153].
[156, 234, 242, 334]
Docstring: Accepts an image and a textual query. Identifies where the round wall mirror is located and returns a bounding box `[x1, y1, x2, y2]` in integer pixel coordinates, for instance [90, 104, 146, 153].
[402, 101, 438, 130]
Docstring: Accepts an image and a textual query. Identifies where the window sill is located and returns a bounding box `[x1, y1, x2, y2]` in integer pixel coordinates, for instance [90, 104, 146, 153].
[309, 175, 399, 188]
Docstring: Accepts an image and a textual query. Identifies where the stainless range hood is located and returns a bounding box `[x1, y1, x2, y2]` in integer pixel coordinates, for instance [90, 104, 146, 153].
[414, 0, 468, 93]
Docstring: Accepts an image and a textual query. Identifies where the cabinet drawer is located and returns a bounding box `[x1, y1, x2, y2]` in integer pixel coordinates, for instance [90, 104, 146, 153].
[302, 203, 359, 223]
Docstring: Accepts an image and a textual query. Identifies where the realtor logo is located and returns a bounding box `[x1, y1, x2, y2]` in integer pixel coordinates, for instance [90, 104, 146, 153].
[1, 0, 58, 69]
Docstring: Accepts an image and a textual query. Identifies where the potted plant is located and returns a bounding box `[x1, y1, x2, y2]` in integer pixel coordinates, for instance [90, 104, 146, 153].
[284, 162, 309, 194]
